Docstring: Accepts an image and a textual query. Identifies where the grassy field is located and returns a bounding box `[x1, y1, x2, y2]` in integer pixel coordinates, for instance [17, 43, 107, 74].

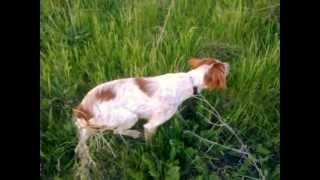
[40, 0, 279, 179]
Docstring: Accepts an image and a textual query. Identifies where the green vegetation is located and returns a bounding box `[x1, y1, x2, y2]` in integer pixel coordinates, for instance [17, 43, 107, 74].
[40, 0, 279, 179]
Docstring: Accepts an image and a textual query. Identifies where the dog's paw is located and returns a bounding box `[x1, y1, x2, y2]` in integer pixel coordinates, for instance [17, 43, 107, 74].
[144, 131, 154, 141]
[126, 130, 141, 139]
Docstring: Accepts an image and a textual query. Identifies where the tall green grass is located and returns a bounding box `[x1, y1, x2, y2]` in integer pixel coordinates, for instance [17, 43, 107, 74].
[40, 0, 279, 179]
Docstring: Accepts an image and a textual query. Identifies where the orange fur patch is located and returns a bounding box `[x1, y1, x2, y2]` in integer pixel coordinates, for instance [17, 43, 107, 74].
[73, 104, 93, 122]
[188, 58, 218, 69]
[95, 88, 116, 101]
[135, 78, 155, 97]
[204, 62, 227, 90]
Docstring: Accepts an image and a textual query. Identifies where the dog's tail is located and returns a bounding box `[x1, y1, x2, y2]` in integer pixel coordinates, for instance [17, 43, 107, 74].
[72, 107, 97, 178]
[73, 104, 92, 125]
[72, 106, 93, 152]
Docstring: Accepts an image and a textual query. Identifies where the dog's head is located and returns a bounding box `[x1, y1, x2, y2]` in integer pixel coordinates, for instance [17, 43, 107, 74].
[188, 57, 230, 91]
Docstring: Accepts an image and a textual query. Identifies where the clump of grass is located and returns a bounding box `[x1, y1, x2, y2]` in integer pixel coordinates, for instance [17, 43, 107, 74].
[196, 42, 241, 62]
[41, 0, 279, 179]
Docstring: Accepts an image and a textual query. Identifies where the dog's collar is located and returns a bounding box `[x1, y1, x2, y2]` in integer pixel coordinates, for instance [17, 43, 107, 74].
[189, 76, 199, 95]
[193, 86, 198, 95]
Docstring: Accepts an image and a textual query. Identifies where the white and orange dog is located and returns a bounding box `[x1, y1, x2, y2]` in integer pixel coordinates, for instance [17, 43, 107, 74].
[73, 58, 229, 159]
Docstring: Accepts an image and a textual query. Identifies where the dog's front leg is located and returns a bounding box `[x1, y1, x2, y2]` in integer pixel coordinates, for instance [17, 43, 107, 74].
[144, 121, 161, 141]
[143, 106, 177, 141]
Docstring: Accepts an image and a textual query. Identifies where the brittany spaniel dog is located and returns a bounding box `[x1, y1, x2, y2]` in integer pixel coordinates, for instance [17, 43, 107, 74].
[73, 58, 229, 155]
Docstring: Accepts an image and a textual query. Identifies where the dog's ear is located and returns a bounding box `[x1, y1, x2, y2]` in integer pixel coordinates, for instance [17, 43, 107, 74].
[204, 62, 227, 90]
[188, 58, 203, 69]
[188, 58, 218, 69]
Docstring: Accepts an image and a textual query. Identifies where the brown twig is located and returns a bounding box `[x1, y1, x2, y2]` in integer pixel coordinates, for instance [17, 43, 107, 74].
[178, 95, 265, 180]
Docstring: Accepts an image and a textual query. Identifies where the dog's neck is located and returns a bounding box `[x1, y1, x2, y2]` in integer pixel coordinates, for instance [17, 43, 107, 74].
[187, 65, 211, 94]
